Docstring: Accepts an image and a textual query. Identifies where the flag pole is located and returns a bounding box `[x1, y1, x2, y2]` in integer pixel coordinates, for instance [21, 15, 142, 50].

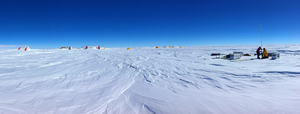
[260, 23, 262, 48]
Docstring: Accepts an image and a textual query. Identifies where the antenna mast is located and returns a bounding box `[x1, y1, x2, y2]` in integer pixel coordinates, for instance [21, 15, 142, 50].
[260, 23, 262, 47]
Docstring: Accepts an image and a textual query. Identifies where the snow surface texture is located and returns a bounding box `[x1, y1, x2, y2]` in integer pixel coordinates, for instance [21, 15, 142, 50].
[0, 44, 300, 114]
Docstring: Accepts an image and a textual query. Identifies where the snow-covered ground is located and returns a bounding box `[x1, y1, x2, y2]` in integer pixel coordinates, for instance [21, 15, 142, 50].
[0, 44, 300, 114]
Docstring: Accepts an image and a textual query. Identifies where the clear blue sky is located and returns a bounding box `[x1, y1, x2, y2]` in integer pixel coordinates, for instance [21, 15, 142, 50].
[0, 0, 299, 49]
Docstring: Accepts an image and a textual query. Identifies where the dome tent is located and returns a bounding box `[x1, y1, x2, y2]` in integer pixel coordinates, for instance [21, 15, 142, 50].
[24, 46, 30, 51]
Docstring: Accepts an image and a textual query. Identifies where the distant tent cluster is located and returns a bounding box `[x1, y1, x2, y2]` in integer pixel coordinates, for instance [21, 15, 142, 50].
[127, 46, 183, 50]
[84, 46, 101, 50]
[18, 46, 30, 51]
[156, 46, 183, 49]
[59, 46, 104, 50]
[18, 45, 184, 51]
[17, 45, 108, 51]
[61, 47, 72, 50]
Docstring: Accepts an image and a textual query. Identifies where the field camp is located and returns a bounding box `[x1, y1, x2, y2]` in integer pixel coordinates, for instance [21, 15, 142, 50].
[16, 44, 281, 61]
[1, 0, 300, 113]
[5, 22, 297, 114]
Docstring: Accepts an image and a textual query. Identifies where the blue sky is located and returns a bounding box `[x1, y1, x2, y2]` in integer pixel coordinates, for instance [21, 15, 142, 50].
[0, 0, 299, 49]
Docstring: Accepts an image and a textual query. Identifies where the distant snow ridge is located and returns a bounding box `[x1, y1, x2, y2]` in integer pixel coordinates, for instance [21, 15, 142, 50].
[0, 44, 300, 114]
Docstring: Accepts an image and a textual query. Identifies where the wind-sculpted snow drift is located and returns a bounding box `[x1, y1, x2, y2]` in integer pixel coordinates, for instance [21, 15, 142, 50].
[0, 44, 300, 114]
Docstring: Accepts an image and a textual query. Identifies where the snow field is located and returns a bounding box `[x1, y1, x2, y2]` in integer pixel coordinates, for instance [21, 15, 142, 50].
[0, 44, 300, 114]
